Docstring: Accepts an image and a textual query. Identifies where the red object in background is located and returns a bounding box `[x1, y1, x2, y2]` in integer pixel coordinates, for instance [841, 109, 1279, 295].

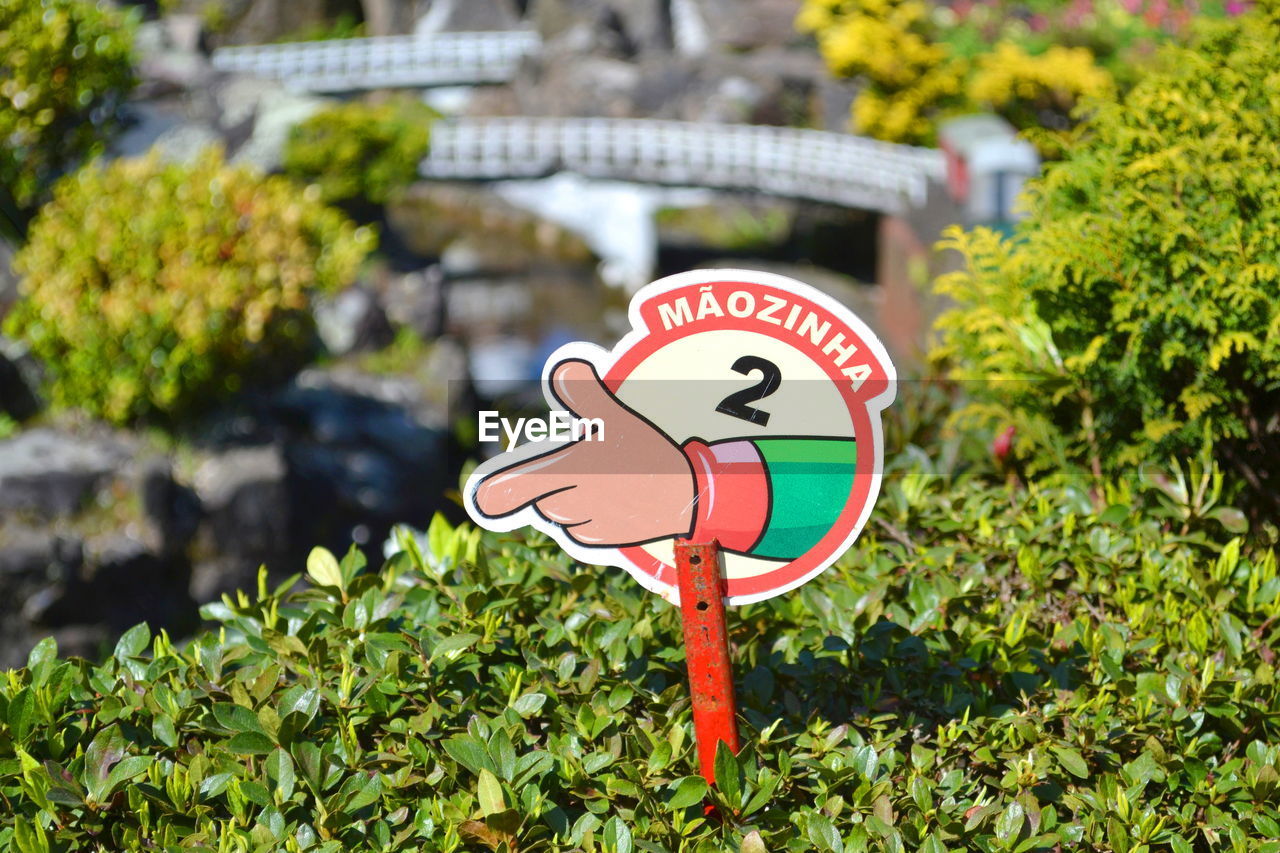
[941, 139, 970, 204]
[675, 539, 741, 787]
[993, 425, 1016, 462]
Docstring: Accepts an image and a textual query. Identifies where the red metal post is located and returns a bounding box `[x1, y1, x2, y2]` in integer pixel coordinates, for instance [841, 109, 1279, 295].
[675, 539, 740, 786]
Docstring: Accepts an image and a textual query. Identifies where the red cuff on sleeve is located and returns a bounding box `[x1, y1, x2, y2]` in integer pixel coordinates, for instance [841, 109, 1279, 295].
[681, 439, 770, 554]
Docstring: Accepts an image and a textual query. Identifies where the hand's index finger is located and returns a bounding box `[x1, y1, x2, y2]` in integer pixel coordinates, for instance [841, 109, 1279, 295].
[472, 445, 580, 518]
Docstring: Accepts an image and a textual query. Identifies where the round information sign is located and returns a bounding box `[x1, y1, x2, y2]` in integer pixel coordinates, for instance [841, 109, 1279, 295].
[465, 268, 896, 605]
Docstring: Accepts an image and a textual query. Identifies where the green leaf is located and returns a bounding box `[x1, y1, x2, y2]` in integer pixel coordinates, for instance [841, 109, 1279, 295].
[741, 830, 768, 853]
[25, 637, 57, 687]
[213, 702, 266, 735]
[477, 768, 505, 816]
[307, 547, 344, 590]
[152, 715, 177, 749]
[102, 756, 151, 800]
[1053, 746, 1089, 779]
[995, 800, 1025, 844]
[443, 736, 494, 775]
[807, 813, 844, 853]
[7, 688, 35, 744]
[199, 772, 234, 800]
[84, 726, 126, 803]
[227, 731, 276, 755]
[292, 742, 324, 793]
[431, 633, 481, 660]
[851, 745, 879, 780]
[714, 741, 742, 809]
[512, 692, 547, 717]
[12, 816, 49, 853]
[668, 776, 709, 809]
[602, 815, 633, 853]
[114, 623, 150, 660]
[267, 748, 296, 801]
[346, 773, 383, 812]
[919, 835, 947, 853]
[278, 686, 321, 722]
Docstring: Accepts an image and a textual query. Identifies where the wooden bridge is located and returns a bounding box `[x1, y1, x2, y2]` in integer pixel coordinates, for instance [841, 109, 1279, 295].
[421, 117, 946, 214]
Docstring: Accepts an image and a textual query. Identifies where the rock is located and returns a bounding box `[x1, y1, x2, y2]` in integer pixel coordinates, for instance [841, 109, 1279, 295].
[206, 0, 347, 47]
[386, 182, 596, 266]
[0, 236, 17, 322]
[134, 14, 213, 97]
[469, 334, 538, 398]
[139, 459, 203, 559]
[445, 277, 536, 332]
[315, 286, 395, 356]
[139, 51, 216, 96]
[0, 527, 74, 669]
[532, 0, 641, 57]
[23, 535, 195, 637]
[293, 352, 467, 431]
[215, 77, 329, 173]
[273, 369, 455, 552]
[416, 0, 522, 33]
[0, 429, 131, 520]
[110, 100, 186, 159]
[46, 625, 111, 664]
[229, 88, 328, 173]
[165, 14, 206, 53]
[513, 53, 643, 116]
[87, 537, 194, 633]
[0, 338, 40, 421]
[377, 266, 447, 339]
[610, 0, 673, 54]
[153, 121, 225, 164]
[133, 20, 170, 58]
[0, 526, 60, 580]
[189, 556, 261, 605]
[194, 444, 289, 562]
[684, 0, 803, 51]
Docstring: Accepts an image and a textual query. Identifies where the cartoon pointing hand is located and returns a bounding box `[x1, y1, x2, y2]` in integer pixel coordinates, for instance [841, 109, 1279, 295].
[473, 360, 696, 547]
[470, 359, 861, 561]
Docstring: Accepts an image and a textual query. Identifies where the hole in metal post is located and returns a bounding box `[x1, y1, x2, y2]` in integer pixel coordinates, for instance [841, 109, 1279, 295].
[690, 555, 702, 565]
[696, 601, 709, 611]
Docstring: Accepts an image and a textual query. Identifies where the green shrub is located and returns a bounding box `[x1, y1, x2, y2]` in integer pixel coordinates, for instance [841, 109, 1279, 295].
[0, 0, 137, 217]
[4, 148, 376, 425]
[932, 8, 1280, 507]
[1, 454, 1277, 850]
[283, 98, 438, 206]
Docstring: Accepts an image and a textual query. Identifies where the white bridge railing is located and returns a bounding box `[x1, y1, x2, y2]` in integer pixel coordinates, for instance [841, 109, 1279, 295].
[421, 118, 945, 213]
[210, 31, 541, 92]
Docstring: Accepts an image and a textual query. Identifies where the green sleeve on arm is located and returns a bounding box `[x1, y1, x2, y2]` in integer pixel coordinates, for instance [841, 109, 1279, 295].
[749, 437, 857, 561]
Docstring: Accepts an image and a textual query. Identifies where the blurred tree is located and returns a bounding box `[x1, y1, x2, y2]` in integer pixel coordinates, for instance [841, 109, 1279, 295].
[4, 148, 376, 425]
[933, 3, 1280, 514]
[283, 96, 438, 205]
[0, 0, 137, 235]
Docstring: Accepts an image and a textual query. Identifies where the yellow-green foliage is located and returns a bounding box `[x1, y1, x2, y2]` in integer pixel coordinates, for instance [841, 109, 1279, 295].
[5, 148, 376, 425]
[283, 97, 438, 205]
[0, 0, 137, 211]
[799, 0, 966, 144]
[800, 0, 946, 88]
[932, 10, 1280, 498]
[797, 0, 1113, 147]
[852, 61, 967, 145]
[968, 42, 1115, 156]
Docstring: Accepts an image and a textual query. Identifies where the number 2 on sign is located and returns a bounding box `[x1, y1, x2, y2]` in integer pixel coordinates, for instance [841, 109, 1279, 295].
[716, 356, 781, 426]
